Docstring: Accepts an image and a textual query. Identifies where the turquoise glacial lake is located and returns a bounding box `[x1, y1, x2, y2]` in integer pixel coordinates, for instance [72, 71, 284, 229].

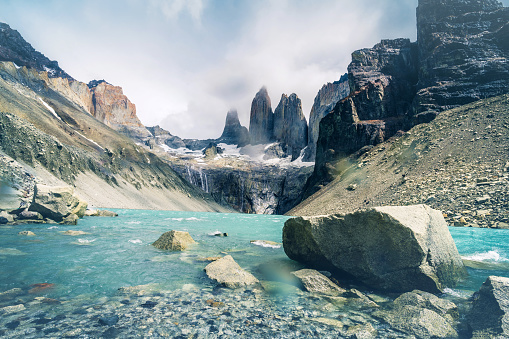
[2, 210, 509, 338]
[1, 210, 508, 299]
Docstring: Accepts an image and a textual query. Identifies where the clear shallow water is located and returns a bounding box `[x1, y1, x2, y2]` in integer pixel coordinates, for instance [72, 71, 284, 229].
[1, 211, 509, 338]
[1, 212, 509, 299]
[0, 210, 293, 301]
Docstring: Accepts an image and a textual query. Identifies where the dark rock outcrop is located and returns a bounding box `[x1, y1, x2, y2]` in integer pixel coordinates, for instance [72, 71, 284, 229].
[146, 125, 186, 149]
[171, 163, 313, 214]
[0, 22, 72, 79]
[310, 39, 418, 190]
[303, 74, 350, 162]
[273, 94, 308, 160]
[468, 275, 509, 338]
[218, 109, 250, 147]
[414, 0, 509, 116]
[249, 87, 274, 145]
[282, 205, 466, 293]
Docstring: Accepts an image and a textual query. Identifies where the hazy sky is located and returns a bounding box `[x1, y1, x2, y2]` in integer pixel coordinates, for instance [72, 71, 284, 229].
[1, 0, 507, 139]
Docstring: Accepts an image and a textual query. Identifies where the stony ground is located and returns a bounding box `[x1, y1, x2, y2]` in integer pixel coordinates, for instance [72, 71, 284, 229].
[0, 283, 424, 339]
[289, 94, 509, 229]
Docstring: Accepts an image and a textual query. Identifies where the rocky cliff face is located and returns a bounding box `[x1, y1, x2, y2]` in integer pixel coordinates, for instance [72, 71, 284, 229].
[88, 80, 152, 140]
[0, 22, 72, 80]
[303, 74, 350, 162]
[273, 93, 308, 160]
[145, 125, 186, 149]
[308, 39, 418, 193]
[218, 109, 250, 147]
[249, 87, 274, 144]
[0, 59, 228, 212]
[171, 162, 313, 214]
[414, 0, 509, 117]
[307, 0, 509, 196]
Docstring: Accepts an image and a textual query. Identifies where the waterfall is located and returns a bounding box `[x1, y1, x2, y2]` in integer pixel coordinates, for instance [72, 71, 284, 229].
[204, 172, 209, 193]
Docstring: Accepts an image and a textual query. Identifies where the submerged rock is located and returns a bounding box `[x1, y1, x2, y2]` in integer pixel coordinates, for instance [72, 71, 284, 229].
[283, 204, 466, 293]
[84, 209, 118, 217]
[18, 230, 35, 236]
[204, 255, 259, 288]
[291, 269, 346, 295]
[61, 230, 89, 236]
[152, 230, 196, 251]
[468, 275, 509, 338]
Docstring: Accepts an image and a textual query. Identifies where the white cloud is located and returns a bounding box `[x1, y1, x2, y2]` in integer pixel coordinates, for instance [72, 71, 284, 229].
[148, 0, 207, 25]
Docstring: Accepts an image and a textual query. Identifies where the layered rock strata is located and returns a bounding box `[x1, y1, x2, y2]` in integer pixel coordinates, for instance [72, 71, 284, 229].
[88, 80, 152, 140]
[415, 0, 509, 116]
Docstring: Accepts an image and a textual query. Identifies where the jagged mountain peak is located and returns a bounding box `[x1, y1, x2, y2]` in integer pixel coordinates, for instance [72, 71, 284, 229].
[87, 79, 111, 89]
[0, 22, 73, 80]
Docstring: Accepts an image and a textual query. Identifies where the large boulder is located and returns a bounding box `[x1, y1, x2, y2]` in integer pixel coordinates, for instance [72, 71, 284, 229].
[468, 276, 509, 338]
[152, 230, 196, 251]
[28, 184, 87, 222]
[283, 204, 466, 293]
[204, 255, 259, 288]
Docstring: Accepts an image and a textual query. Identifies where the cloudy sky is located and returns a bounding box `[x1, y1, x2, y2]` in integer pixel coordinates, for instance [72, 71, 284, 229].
[2, 0, 507, 139]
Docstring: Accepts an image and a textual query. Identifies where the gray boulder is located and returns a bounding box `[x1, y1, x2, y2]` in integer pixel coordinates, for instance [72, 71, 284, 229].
[204, 255, 259, 288]
[394, 290, 458, 323]
[468, 276, 509, 338]
[29, 184, 87, 222]
[152, 230, 196, 251]
[17, 209, 43, 220]
[374, 305, 458, 338]
[291, 269, 346, 295]
[283, 204, 466, 293]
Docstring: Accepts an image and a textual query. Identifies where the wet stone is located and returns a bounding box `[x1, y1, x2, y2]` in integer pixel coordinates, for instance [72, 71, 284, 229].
[99, 314, 119, 326]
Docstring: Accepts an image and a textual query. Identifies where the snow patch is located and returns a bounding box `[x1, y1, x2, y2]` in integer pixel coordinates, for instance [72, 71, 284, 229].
[73, 130, 105, 150]
[38, 97, 61, 121]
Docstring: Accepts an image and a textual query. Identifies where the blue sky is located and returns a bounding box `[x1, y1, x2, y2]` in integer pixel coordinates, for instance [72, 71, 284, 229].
[1, 0, 507, 139]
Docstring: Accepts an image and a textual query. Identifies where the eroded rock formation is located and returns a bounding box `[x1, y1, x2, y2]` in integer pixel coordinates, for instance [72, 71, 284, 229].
[218, 109, 250, 146]
[303, 74, 350, 162]
[273, 93, 308, 160]
[249, 87, 273, 145]
[88, 80, 152, 140]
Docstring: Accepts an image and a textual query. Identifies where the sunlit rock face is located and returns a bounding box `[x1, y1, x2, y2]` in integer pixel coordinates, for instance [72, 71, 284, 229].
[414, 0, 509, 117]
[249, 87, 274, 145]
[273, 93, 308, 160]
[88, 80, 152, 139]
